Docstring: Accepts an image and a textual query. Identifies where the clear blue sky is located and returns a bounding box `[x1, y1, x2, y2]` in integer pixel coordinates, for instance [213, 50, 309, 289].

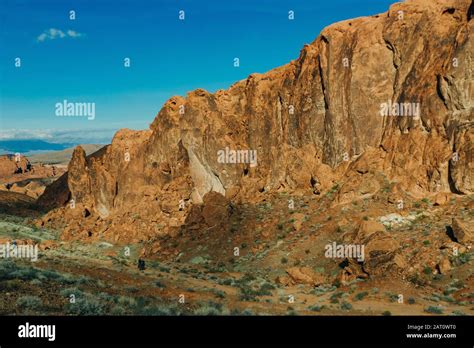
[0, 0, 398, 144]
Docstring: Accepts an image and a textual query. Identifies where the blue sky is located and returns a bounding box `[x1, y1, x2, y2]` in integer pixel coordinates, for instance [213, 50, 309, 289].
[0, 0, 398, 144]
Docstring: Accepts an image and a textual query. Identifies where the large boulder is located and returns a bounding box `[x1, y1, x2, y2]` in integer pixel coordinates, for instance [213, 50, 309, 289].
[451, 218, 474, 244]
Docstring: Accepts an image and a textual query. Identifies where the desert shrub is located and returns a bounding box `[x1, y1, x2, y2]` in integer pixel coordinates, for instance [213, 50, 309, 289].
[308, 305, 325, 312]
[193, 301, 224, 316]
[218, 278, 234, 286]
[408, 274, 426, 286]
[382, 311, 391, 316]
[311, 284, 336, 294]
[388, 293, 399, 302]
[230, 308, 253, 315]
[117, 296, 137, 307]
[423, 267, 432, 275]
[340, 301, 352, 310]
[238, 282, 274, 301]
[16, 296, 42, 310]
[330, 291, 344, 304]
[443, 286, 458, 295]
[110, 305, 126, 315]
[0, 260, 19, 280]
[354, 291, 369, 301]
[440, 295, 456, 303]
[139, 304, 180, 316]
[76, 275, 94, 285]
[39, 269, 62, 280]
[238, 286, 258, 301]
[211, 289, 226, 299]
[11, 267, 38, 281]
[65, 295, 106, 315]
[30, 279, 42, 286]
[407, 297, 416, 304]
[424, 306, 443, 314]
[260, 282, 276, 292]
[451, 253, 471, 266]
[60, 287, 83, 298]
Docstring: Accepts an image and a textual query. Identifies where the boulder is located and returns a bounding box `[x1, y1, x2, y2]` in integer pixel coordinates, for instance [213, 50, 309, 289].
[286, 267, 326, 286]
[451, 218, 473, 244]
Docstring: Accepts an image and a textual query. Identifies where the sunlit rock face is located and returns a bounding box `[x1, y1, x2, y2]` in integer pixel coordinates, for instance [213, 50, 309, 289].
[39, 0, 473, 243]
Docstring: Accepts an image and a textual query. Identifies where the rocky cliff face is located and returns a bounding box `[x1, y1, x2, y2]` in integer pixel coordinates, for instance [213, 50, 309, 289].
[39, 0, 473, 244]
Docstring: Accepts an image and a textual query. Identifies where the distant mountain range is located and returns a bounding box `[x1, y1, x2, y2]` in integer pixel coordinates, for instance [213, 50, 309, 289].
[0, 140, 75, 154]
[0, 140, 104, 164]
[27, 144, 104, 165]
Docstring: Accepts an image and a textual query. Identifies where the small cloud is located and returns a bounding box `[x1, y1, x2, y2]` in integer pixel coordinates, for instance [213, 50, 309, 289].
[66, 30, 83, 38]
[36, 28, 84, 42]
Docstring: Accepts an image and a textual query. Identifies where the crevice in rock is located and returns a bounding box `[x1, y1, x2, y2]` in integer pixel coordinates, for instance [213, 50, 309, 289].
[442, 8, 456, 16]
[445, 225, 458, 242]
[436, 74, 450, 109]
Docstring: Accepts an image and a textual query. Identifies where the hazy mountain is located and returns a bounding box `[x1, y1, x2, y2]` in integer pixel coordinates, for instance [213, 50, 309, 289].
[27, 144, 105, 165]
[0, 140, 74, 154]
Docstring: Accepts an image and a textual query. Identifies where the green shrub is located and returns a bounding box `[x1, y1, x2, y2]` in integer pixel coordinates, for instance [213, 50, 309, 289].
[60, 287, 83, 298]
[16, 296, 42, 310]
[139, 304, 180, 316]
[354, 291, 369, 301]
[340, 301, 352, 310]
[308, 305, 325, 312]
[194, 301, 224, 316]
[211, 289, 226, 299]
[110, 305, 126, 315]
[0, 260, 19, 280]
[65, 295, 106, 315]
[330, 291, 344, 304]
[424, 306, 443, 314]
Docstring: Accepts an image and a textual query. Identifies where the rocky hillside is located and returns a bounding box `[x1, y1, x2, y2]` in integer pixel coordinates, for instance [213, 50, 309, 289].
[0, 155, 65, 199]
[39, 0, 472, 248]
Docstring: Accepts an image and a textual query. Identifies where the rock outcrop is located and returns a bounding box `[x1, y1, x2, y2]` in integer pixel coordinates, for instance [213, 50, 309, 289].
[39, 0, 473, 244]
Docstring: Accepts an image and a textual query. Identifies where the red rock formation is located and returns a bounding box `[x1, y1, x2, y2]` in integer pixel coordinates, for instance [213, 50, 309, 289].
[39, 0, 473, 243]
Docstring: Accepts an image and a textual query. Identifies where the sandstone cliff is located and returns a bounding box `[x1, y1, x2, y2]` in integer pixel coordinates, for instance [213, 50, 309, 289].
[39, 0, 473, 244]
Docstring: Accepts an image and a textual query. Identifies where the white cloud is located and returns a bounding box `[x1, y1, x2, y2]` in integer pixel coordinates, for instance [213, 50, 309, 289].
[36, 28, 84, 42]
[66, 30, 82, 38]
